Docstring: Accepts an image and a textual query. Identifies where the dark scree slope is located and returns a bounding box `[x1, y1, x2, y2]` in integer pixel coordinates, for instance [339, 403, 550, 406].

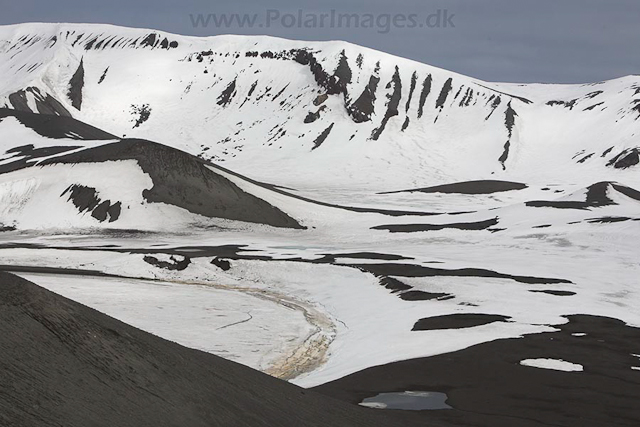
[39, 139, 304, 229]
[0, 271, 420, 427]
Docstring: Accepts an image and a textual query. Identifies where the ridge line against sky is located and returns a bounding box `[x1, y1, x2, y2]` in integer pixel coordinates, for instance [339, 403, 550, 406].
[1, 0, 639, 84]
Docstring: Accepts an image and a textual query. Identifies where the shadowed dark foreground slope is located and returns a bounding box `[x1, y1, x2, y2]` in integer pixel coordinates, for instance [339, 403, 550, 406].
[0, 272, 425, 427]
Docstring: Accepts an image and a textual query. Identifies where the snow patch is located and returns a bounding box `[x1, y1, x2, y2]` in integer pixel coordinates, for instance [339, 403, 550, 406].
[520, 358, 584, 372]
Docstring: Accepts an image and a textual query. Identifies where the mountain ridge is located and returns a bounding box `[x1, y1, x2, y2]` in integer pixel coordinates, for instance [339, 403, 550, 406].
[1, 22, 639, 191]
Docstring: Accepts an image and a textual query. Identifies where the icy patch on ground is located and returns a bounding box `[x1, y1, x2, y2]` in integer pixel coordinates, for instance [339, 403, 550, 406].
[18, 273, 320, 374]
[520, 358, 584, 372]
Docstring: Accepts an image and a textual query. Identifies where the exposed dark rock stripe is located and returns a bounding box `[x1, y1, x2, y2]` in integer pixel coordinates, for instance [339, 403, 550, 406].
[485, 95, 502, 120]
[139, 33, 157, 47]
[405, 71, 417, 113]
[379, 276, 412, 292]
[401, 116, 410, 132]
[607, 148, 639, 169]
[372, 217, 498, 233]
[0, 145, 84, 175]
[586, 216, 634, 224]
[412, 314, 510, 331]
[67, 58, 84, 110]
[217, 78, 237, 107]
[459, 88, 474, 107]
[498, 141, 511, 170]
[350, 263, 572, 285]
[529, 290, 576, 296]
[0, 108, 114, 141]
[9, 87, 71, 117]
[347, 74, 380, 123]
[611, 183, 640, 201]
[333, 50, 352, 92]
[435, 78, 453, 110]
[326, 252, 413, 261]
[417, 75, 432, 118]
[577, 153, 594, 163]
[602, 146, 615, 157]
[98, 67, 109, 84]
[271, 84, 289, 101]
[371, 67, 402, 140]
[381, 180, 527, 195]
[583, 102, 604, 111]
[499, 102, 518, 169]
[312, 123, 334, 150]
[399, 290, 454, 301]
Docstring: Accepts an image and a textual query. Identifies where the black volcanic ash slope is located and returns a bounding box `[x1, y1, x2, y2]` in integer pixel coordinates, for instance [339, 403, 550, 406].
[0, 107, 115, 140]
[0, 272, 417, 427]
[39, 139, 304, 229]
[0, 108, 117, 174]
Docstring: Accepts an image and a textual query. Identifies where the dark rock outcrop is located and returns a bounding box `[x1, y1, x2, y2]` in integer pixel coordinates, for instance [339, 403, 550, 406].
[371, 67, 402, 140]
[67, 58, 84, 110]
[312, 124, 334, 150]
[607, 148, 639, 169]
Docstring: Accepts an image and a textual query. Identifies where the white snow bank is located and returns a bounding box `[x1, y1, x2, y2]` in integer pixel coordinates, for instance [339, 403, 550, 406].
[520, 358, 584, 372]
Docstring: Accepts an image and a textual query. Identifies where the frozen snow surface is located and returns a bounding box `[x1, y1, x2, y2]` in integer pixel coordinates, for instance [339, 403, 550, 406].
[1, 23, 640, 388]
[520, 359, 584, 372]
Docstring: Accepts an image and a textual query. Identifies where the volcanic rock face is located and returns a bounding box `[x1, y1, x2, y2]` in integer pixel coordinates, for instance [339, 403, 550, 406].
[67, 58, 84, 110]
[61, 184, 121, 223]
[607, 148, 640, 169]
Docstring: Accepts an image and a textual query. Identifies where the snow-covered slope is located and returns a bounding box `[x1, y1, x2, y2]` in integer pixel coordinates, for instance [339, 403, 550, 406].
[1, 23, 639, 192]
[0, 109, 307, 231]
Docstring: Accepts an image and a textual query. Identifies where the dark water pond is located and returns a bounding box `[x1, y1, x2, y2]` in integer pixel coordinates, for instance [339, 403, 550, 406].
[359, 391, 451, 410]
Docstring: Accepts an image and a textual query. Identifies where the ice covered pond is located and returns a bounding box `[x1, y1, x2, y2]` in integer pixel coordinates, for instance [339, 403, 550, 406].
[359, 391, 452, 411]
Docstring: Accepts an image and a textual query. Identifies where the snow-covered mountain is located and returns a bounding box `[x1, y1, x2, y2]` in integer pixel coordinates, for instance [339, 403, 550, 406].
[1, 23, 640, 427]
[1, 22, 639, 192]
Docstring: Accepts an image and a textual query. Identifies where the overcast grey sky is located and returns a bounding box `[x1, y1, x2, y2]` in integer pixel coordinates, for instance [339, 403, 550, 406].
[2, 0, 639, 83]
